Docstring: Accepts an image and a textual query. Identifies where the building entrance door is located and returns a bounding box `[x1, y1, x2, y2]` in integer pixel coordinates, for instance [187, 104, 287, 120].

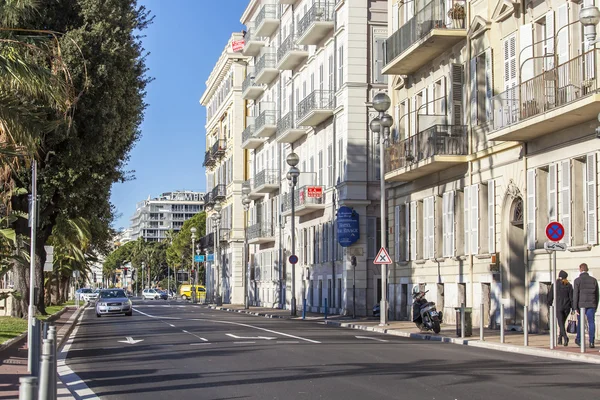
[502, 196, 526, 327]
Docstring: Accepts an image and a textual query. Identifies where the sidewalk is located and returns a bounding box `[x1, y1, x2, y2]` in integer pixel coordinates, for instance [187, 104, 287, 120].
[0, 306, 83, 399]
[207, 304, 600, 364]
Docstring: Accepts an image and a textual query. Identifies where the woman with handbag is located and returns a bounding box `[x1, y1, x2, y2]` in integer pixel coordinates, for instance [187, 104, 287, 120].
[548, 270, 574, 346]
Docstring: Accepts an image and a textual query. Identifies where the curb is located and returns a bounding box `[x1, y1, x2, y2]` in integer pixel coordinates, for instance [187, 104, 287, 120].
[206, 305, 600, 365]
[56, 306, 85, 350]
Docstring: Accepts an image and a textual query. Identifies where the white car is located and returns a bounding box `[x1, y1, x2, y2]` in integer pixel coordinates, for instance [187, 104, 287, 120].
[142, 288, 161, 300]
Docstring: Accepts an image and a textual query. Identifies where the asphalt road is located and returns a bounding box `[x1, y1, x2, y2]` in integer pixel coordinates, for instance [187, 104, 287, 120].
[63, 299, 600, 400]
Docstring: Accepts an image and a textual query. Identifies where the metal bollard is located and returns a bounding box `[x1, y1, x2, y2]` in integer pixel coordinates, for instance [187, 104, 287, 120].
[460, 303, 466, 339]
[324, 298, 328, 320]
[19, 376, 38, 400]
[524, 305, 529, 347]
[581, 308, 586, 353]
[480, 303, 484, 341]
[549, 306, 555, 349]
[38, 339, 53, 400]
[500, 304, 505, 344]
[302, 298, 306, 320]
[48, 326, 57, 400]
[31, 319, 41, 378]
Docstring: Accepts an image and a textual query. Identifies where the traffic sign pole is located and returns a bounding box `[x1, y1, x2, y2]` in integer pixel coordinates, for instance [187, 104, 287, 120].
[545, 221, 565, 349]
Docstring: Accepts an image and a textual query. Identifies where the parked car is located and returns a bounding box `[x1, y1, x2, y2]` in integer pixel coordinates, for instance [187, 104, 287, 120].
[158, 290, 168, 300]
[179, 284, 206, 301]
[96, 289, 132, 317]
[142, 288, 161, 300]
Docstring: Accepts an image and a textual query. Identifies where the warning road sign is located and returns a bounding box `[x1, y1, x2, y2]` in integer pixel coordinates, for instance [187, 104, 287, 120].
[373, 247, 392, 265]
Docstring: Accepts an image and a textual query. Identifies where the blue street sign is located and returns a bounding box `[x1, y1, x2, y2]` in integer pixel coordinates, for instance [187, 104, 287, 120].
[207, 254, 214, 262]
[289, 254, 298, 264]
[337, 206, 360, 247]
[194, 255, 205, 262]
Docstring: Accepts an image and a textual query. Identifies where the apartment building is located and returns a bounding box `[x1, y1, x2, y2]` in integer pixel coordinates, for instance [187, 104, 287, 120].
[237, 0, 387, 316]
[129, 191, 205, 242]
[200, 33, 248, 305]
[383, 0, 600, 333]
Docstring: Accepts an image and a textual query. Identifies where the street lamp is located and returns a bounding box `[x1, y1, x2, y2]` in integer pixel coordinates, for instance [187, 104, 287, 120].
[242, 182, 252, 309]
[141, 261, 145, 291]
[370, 92, 393, 326]
[286, 152, 300, 316]
[212, 203, 222, 305]
[191, 227, 197, 303]
[580, 6, 600, 44]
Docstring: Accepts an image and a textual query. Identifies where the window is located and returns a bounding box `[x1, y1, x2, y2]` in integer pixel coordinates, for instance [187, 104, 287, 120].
[337, 138, 344, 183]
[373, 36, 387, 84]
[338, 44, 344, 86]
[423, 196, 435, 259]
[318, 151, 323, 186]
[464, 184, 481, 255]
[470, 49, 492, 125]
[451, 64, 464, 126]
[367, 217, 381, 258]
[586, 153, 597, 245]
[443, 192, 456, 257]
[328, 55, 334, 91]
[559, 160, 571, 246]
[409, 201, 421, 260]
[327, 144, 333, 188]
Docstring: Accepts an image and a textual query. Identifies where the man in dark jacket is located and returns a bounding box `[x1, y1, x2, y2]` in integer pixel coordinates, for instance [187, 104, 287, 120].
[573, 263, 599, 348]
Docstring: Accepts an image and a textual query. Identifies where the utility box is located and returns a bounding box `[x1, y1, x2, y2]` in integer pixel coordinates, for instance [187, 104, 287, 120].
[455, 307, 473, 337]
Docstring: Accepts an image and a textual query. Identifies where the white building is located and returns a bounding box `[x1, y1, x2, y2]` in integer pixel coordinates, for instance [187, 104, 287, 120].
[129, 191, 205, 242]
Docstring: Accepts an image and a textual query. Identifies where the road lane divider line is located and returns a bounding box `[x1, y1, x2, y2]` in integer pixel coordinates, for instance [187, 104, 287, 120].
[168, 323, 175, 327]
[182, 330, 209, 342]
[276, 341, 299, 344]
[355, 335, 389, 342]
[190, 343, 211, 346]
[234, 341, 256, 344]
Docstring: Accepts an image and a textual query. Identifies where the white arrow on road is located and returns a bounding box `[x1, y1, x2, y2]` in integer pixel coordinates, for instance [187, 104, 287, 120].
[355, 335, 388, 342]
[226, 333, 275, 340]
[118, 337, 144, 344]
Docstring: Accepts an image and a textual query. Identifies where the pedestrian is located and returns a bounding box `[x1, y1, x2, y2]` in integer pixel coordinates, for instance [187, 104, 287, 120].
[547, 270, 573, 346]
[573, 263, 599, 348]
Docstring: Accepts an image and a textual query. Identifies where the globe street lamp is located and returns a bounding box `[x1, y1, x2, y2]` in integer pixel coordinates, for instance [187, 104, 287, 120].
[580, 5, 600, 45]
[191, 227, 197, 303]
[370, 92, 393, 326]
[286, 152, 300, 316]
[242, 182, 252, 309]
[212, 203, 222, 305]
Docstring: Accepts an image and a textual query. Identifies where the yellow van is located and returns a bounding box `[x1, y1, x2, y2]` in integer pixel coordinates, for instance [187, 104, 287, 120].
[179, 284, 206, 301]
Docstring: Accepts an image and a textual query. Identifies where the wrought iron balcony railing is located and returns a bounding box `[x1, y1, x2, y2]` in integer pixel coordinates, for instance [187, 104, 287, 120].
[248, 222, 274, 240]
[203, 192, 214, 205]
[277, 35, 306, 63]
[297, 90, 335, 121]
[255, 4, 279, 30]
[297, 2, 335, 38]
[256, 53, 277, 76]
[219, 228, 231, 242]
[242, 72, 258, 93]
[202, 150, 214, 167]
[281, 185, 325, 213]
[254, 169, 279, 188]
[255, 110, 277, 132]
[242, 124, 255, 143]
[385, 124, 468, 172]
[211, 184, 226, 200]
[211, 139, 226, 158]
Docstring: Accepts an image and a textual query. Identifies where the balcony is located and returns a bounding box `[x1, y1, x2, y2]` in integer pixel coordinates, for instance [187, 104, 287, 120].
[211, 139, 226, 160]
[385, 124, 468, 182]
[255, 110, 277, 138]
[255, 53, 279, 85]
[277, 35, 308, 70]
[203, 192, 214, 207]
[219, 228, 231, 243]
[242, 28, 264, 57]
[281, 185, 326, 217]
[244, 178, 263, 200]
[242, 123, 264, 149]
[297, 3, 335, 46]
[279, 0, 295, 4]
[489, 50, 600, 142]
[254, 4, 279, 38]
[382, 1, 467, 76]
[247, 222, 275, 244]
[211, 184, 226, 202]
[252, 169, 279, 194]
[199, 232, 214, 250]
[202, 150, 214, 167]
[297, 90, 334, 127]
[276, 112, 306, 143]
[242, 72, 264, 100]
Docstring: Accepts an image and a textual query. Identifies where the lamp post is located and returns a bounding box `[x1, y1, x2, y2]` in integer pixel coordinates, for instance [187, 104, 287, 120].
[286, 152, 300, 316]
[242, 182, 252, 309]
[579, 6, 600, 46]
[369, 92, 393, 326]
[212, 203, 222, 305]
[191, 227, 197, 303]
[141, 262, 145, 291]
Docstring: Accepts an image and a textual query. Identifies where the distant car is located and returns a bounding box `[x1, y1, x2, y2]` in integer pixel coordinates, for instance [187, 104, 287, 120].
[158, 290, 168, 300]
[142, 288, 161, 300]
[179, 284, 206, 301]
[76, 288, 93, 301]
[95, 289, 132, 317]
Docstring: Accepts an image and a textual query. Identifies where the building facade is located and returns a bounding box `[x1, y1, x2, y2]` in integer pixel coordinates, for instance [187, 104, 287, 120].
[129, 191, 205, 242]
[236, 0, 388, 315]
[383, 0, 600, 335]
[200, 33, 248, 305]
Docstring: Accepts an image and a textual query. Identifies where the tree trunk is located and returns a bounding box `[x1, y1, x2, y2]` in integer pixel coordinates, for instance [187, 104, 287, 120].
[10, 262, 28, 318]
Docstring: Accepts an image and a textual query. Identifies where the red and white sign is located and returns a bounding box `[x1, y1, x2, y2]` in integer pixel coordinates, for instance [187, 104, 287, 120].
[373, 247, 392, 265]
[307, 186, 323, 198]
[545, 221, 565, 242]
[231, 40, 245, 52]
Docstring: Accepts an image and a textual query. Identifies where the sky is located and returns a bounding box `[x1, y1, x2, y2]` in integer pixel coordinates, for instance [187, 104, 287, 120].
[109, 0, 249, 230]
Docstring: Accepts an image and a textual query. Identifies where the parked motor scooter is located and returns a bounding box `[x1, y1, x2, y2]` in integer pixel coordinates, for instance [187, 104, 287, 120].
[412, 288, 442, 333]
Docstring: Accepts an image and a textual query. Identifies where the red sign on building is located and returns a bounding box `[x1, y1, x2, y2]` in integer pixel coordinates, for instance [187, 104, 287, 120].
[231, 40, 245, 52]
[307, 186, 323, 198]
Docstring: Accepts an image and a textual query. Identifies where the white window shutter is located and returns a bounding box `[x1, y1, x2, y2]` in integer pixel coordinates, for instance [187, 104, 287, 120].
[448, 191, 455, 257]
[441, 76, 447, 115]
[410, 201, 417, 260]
[485, 48, 493, 121]
[423, 197, 430, 259]
[411, 96, 417, 136]
[464, 186, 471, 255]
[527, 169, 536, 250]
[471, 185, 480, 254]
[548, 163, 557, 222]
[427, 84, 435, 115]
[442, 192, 449, 257]
[586, 153, 597, 245]
[405, 204, 411, 261]
[395, 205, 401, 262]
[428, 197, 435, 259]
[519, 24, 534, 82]
[470, 57, 478, 125]
[560, 160, 571, 246]
[488, 181, 495, 254]
[557, 5, 569, 65]
[545, 11, 555, 70]
[392, 2, 399, 32]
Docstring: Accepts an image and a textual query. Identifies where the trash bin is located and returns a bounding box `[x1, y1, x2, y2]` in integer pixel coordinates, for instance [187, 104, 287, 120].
[455, 307, 473, 337]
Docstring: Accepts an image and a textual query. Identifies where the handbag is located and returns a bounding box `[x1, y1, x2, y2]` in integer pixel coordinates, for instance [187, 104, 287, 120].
[567, 314, 578, 334]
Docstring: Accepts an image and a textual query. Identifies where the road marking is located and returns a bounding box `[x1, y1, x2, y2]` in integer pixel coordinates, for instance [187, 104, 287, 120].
[168, 323, 175, 327]
[226, 333, 275, 340]
[190, 343, 211, 346]
[118, 336, 143, 344]
[182, 330, 208, 342]
[135, 309, 320, 344]
[276, 341, 299, 344]
[234, 341, 255, 344]
[355, 335, 388, 342]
